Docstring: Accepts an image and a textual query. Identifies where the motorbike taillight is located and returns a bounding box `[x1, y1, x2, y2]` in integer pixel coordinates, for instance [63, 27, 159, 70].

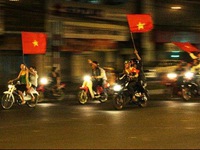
[97, 86, 104, 94]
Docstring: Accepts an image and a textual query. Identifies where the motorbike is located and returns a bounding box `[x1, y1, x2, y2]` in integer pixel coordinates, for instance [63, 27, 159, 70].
[181, 72, 200, 101]
[164, 72, 184, 98]
[165, 71, 200, 101]
[37, 77, 66, 101]
[78, 75, 110, 104]
[1, 82, 39, 110]
[112, 74, 148, 110]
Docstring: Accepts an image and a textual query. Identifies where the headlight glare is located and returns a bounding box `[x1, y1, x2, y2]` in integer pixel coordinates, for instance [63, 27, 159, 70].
[113, 84, 122, 91]
[84, 75, 91, 81]
[167, 73, 177, 80]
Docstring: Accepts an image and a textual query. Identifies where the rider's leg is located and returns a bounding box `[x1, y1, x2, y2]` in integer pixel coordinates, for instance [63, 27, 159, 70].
[18, 90, 25, 104]
[81, 81, 86, 87]
[27, 87, 35, 101]
[127, 81, 137, 101]
[87, 80, 94, 98]
[16, 84, 27, 104]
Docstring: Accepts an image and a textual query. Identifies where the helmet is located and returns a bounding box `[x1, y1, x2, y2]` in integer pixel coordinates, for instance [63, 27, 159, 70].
[124, 60, 130, 64]
[92, 61, 99, 66]
[131, 58, 139, 64]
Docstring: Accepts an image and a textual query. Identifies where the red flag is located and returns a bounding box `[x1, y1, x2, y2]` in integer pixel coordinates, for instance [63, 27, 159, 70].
[126, 14, 153, 33]
[22, 32, 47, 54]
[173, 42, 199, 52]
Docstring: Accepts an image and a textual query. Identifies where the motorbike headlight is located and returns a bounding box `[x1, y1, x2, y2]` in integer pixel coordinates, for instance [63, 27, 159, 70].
[167, 73, 177, 80]
[40, 77, 48, 85]
[113, 84, 122, 91]
[184, 72, 194, 79]
[84, 75, 91, 82]
[8, 84, 13, 89]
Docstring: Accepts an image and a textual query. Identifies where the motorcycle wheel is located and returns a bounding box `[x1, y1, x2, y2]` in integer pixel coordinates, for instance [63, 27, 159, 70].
[182, 88, 192, 101]
[56, 89, 65, 101]
[138, 94, 148, 108]
[38, 91, 44, 102]
[99, 92, 108, 103]
[113, 95, 124, 110]
[27, 94, 39, 108]
[78, 90, 88, 104]
[1, 94, 14, 110]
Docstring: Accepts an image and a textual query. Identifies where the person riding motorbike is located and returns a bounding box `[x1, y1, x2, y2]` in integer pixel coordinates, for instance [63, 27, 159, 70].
[188, 59, 200, 92]
[85, 59, 107, 98]
[122, 60, 140, 101]
[130, 49, 146, 95]
[9, 63, 29, 104]
[169, 61, 186, 96]
[187, 52, 200, 87]
[27, 66, 39, 101]
[48, 66, 60, 96]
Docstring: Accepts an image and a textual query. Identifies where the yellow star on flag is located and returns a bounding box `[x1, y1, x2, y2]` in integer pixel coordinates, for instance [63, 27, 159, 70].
[32, 40, 38, 47]
[137, 22, 145, 30]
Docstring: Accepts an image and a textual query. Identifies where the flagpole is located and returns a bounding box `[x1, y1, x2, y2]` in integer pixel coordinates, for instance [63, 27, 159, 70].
[22, 53, 25, 64]
[130, 32, 136, 50]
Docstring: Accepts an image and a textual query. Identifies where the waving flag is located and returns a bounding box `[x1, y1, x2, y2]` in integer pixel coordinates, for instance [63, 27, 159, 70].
[22, 32, 47, 54]
[127, 14, 153, 33]
[173, 42, 199, 52]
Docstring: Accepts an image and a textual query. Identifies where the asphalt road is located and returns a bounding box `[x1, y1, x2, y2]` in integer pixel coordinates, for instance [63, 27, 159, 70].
[1, 96, 200, 149]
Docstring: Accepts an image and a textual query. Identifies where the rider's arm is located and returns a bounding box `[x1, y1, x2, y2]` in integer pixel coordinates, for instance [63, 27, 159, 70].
[25, 70, 30, 87]
[189, 52, 198, 59]
[96, 68, 107, 80]
[10, 71, 21, 82]
[134, 49, 141, 61]
[88, 59, 93, 65]
[29, 68, 37, 77]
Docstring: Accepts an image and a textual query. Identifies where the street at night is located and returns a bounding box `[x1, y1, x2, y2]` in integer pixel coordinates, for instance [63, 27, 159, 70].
[1, 96, 200, 149]
[1, 0, 200, 149]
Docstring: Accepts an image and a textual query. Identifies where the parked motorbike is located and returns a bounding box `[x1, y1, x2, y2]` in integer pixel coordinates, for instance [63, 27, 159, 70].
[37, 77, 66, 101]
[165, 71, 200, 101]
[78, 75, 110, 104]
[112, 74, 148, 110]
[1, 82, 39, 110]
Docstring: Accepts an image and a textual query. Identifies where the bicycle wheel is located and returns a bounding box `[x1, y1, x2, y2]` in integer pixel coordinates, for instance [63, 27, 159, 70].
[1, 93, 14, 110]
[27, 94, 39, 108]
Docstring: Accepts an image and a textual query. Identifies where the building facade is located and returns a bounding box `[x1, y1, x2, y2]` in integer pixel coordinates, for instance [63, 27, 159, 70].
[0, 0, 200, 85]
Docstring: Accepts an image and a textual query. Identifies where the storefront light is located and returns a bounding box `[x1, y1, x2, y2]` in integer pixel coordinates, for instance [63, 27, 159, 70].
[171, 6, 182, 10]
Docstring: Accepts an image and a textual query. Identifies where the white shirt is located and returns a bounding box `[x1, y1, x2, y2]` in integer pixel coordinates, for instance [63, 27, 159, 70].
[30, 72, 38, 87]
[99, 67, 107, 81]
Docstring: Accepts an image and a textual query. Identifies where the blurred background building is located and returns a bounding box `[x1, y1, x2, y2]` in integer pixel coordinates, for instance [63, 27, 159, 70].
[0, 0, 200, 84]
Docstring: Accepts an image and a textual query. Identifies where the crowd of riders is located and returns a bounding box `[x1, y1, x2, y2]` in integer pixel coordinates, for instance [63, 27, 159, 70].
[172, 51, 200, 90]
[8, 64, 61, 104]
[9, 64, 38, 104]
[83, 49, 146, 101]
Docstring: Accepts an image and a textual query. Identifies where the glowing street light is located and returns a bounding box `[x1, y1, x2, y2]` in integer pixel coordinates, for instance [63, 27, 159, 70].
[171, 6, 182, 10]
